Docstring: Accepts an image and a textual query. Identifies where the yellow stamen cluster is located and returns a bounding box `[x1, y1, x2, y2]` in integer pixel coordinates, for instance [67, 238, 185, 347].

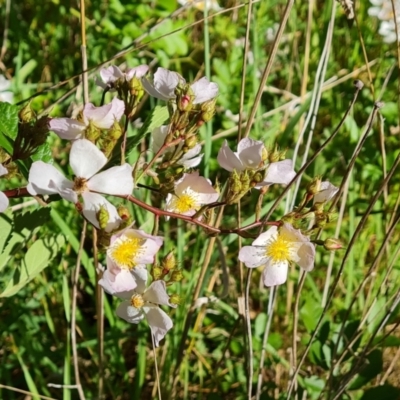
[265, 234, 292, 263]
[130, 294, 145, 309]
[172, 192, 198, 214]
[108, 235, 144, 269]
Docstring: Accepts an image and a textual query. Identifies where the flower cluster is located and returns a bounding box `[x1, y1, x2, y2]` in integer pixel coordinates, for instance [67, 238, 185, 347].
[0, 62, 343, 348]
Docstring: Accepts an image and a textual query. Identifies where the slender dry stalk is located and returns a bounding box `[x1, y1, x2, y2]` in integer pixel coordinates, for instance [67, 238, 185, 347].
[71, 220, 87, 400]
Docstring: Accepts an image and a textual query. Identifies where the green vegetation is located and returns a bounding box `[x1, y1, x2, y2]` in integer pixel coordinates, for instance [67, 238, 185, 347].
[0, 0, 400, 399]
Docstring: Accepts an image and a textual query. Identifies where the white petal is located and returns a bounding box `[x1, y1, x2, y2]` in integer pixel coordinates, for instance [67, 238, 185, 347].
[153, 67, 184, 99]
[83, 98, 125, 129]
[0, 91, 13, 103]
[0, 75, 11, 91]
[143, 305, 173, 347]
[262, 261, 289, 287]
[49, 118, 86, 140]
[81, 192, 122, 231]
[178, 153, 203, 168]
[70, 139, 107, 179]
[131, 267, 149, 294]
[116, 302, 145, 324]
[0, 192, 9, 212]
[238, 245, 269, 268]
[88, 164, 133, 195]
[314, 181, 338, 203]
[296, 242, 315, 271]
[262, 159, 296, 186]
[143, 281, 171, 306]
[99, 269, 137, 299]
[0, 164, 8, 176]
[237, 138, 264, 169]
[217, 140, 244, 172]
[191, 77, 219, 104]
[99, 65, 123, 84]
[125, 65, 149, 80]
[27, 161, 72, 196]
[252, 227, 278, 246]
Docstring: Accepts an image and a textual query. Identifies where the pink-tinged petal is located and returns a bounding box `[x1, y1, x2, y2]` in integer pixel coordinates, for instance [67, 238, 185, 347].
[81, 192, 122, 231]
[83, 98, 125, 129]
[262, 261, 289, 287]
[191, 77, 219, 104]
[296, 242, 315, 271]
[88, 164, 133, 195]
[100, 65, 123, 84]
[142, 77, 170, 101]
[252, 227, 278, 246]
[125, 65, 149, 80]
[262, 159, 296, 186]
[70, 139, 107, 178]
[0, 192, 9, 212]
[238, 245, 269, 268]
[143, 281, 171, 306]
[49, 118, 86, 140]
[237, 138, 264, 169]
[0, 164, 8, 176]
[217, 140, 244, 172]
[143, 305, 173, 347]
[27, 161, 72, 196]
[153, 67, 184, 98]
[314, 181, 339, 203]
[116, 302, 145, 323]
[279, 223, 306, 244]
[131, 267, 149, 294]
[99, 269, 137, 299]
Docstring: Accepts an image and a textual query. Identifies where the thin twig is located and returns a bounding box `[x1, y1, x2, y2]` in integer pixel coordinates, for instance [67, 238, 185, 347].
[71, 220, 87, 400]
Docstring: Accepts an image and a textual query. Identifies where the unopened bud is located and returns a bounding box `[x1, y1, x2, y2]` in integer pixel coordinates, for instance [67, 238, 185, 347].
[268, 146, 281, 163]
[97, 205, 110, 230]
[162, 251, 177, 272]
[86, 121, 101, 142]
[152, 265, 164, 280]
[200, 98, 217, 123]
[323, 238, 344, 251]
[117, 205, 132, 221]
[19, 103, 35, 123]
[169, 293, 181, 305]
[109, 120, 123, 140]
[307, 176, 322, 196]
[184, 135, 198, 149]
[170, 269, 183, 282]
[261, 147, 269, 162]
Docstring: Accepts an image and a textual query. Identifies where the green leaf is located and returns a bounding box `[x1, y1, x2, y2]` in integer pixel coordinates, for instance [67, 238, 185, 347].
[14, 208, 51, 234]
[0, 214, 13, 254]
[31, 141, 53, 163]
[349, 349, 383, 390]
[360, 385, 400, 400]
[0, 102, 19, 140]
[0, 234, 65, 297]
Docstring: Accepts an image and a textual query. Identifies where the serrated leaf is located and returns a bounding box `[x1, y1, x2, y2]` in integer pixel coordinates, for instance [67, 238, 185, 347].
[31, 141, 53, 163]
[0, 234, 65, 297]
[0, 102, 19, 140]
[14, 208, 51, 233]
[0, 214, 13, 254]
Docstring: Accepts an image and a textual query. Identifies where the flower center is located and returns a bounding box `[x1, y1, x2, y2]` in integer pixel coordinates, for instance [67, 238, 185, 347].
[130, 293, 145, 309]
[172, 191, 198, 214]
[265, 234, 291, 263]
[107, 234, 144, 269]
[73, 176, 88, 193]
